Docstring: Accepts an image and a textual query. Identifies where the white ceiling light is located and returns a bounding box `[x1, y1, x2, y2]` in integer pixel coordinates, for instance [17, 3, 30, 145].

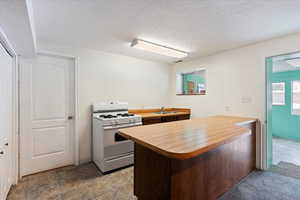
[131, 39, 188, 58]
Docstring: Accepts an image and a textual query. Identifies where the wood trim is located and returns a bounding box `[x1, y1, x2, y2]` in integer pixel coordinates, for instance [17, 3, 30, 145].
[129, 108, 191, 114]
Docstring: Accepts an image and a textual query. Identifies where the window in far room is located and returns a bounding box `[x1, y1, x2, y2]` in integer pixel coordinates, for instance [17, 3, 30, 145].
[272, 82, 285, 105]
[176, 69, 206, 95]
[292, 80, 300, 115]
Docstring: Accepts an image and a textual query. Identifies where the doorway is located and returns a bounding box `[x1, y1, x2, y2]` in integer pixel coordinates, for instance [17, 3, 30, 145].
[266, 52, 300, 171]
[0, 36, 14, 199]
[19, 53, 77, 176]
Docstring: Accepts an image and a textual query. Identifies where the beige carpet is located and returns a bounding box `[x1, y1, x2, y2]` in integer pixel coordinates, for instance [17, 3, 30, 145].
[8, 163, 136, 200]
[9, 162, 300, 200]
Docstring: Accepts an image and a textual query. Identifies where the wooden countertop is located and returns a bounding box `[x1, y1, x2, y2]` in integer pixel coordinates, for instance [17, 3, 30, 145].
[129, 108, 190, 119]
[119, 115, 257, 160]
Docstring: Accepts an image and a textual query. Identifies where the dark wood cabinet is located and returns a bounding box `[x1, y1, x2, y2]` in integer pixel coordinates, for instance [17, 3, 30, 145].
[142, 114, 190, 125]
[176, 114, 190, 121]
[142, 118, 161, 125]
[161, 115, 177, 122]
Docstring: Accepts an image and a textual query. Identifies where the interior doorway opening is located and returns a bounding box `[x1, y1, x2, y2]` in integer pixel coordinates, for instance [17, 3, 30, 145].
[266, 52, 300, 173]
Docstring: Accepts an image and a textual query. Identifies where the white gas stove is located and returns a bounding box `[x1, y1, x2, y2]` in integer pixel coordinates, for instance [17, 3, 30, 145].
[93, 112, 142, 128]
[92, 102, 142, 173]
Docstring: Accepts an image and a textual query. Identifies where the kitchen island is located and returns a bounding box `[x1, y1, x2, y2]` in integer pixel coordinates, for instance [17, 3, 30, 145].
[119, 116, 257, 200]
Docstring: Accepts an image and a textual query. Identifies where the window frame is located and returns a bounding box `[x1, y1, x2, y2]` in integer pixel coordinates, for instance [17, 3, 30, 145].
[272, 82, 285, 106]
[291, 80, 300, 116]
[176, 69, 206, 95]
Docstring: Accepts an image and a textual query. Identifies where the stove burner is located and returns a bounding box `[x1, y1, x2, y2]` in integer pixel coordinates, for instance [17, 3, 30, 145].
[99, 114, 117, 118]
[117, 113, 135, 117]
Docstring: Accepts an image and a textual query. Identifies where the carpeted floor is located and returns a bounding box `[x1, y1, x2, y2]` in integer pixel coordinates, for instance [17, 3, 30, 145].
[7, 163, 136, 200]
[219, 170, 300, 200]
[7, 162, 300, 200]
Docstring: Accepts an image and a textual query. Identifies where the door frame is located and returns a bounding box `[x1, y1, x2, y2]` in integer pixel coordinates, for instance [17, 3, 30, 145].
[264, 50, 300, 169]
[264, 56, 273, 169]
[19, 51, 80, 178]
[0, 27, 18, 186]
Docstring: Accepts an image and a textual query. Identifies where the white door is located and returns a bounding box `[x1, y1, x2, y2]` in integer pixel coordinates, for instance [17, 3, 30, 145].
[0, 138, 10, 200]
[20, 54, 75, 176]
[0, 141, 5, 200]
[0, 42, 13, 199]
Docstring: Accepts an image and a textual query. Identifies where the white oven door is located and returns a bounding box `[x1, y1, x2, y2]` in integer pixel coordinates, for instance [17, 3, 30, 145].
[103, 125, 138, 160]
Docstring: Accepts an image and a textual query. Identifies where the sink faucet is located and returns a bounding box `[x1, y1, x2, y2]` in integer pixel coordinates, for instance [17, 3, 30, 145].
[160, 107, 165, 113]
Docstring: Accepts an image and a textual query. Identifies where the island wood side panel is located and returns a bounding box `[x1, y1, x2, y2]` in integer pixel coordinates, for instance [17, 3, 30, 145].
[134, 143, 171, 200]
[134, 122, 256, 200]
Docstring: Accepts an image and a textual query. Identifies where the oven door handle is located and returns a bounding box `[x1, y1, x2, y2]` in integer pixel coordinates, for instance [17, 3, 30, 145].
[103, 122, 142, 130]
[115, 132, 128, 142]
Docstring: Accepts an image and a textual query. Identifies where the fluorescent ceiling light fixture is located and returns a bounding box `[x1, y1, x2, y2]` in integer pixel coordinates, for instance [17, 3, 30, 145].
[131, 39, 188, 58]
[285, 57, 300, 67]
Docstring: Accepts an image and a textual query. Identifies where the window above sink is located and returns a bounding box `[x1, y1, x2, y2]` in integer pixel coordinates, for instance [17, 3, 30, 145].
[176, 69, 206, 95]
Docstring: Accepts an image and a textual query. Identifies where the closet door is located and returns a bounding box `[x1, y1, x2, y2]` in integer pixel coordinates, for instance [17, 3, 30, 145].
[0, 42, 13, 199]
[20, 54, 75, 176]
[0, 141, 8, 200]
[1, 138, 10, 200]
[0, 141, 4, 200]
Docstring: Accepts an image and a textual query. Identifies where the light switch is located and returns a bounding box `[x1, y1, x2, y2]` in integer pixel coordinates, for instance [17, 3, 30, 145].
[225, 106, 231, 112]
[241, 96, 252, 104]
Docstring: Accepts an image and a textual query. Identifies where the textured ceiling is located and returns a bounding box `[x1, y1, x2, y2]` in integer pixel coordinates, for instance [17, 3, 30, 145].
[32, 0, 300, 63]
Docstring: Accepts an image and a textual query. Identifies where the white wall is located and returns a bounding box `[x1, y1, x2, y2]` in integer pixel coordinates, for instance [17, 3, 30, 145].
[170, 33, 300, 121]
[32, 32, 300, 165]
[37, 42, 171, 163]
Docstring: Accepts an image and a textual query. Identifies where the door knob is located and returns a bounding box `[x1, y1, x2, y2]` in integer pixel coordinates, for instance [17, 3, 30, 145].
[68, 116, 73, 120]
[0, 151, 3, 155]
[5, 143, 8, 146]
